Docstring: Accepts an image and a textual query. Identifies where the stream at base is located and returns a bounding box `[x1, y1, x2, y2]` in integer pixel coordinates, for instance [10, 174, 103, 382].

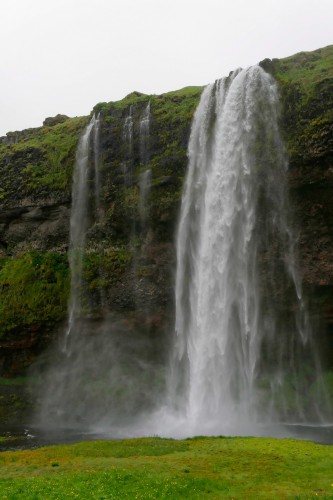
[1, 423, 333, 452]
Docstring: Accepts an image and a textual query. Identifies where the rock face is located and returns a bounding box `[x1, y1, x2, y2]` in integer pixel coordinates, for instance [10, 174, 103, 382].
[0, 46, 332, 378]
[271, 46, 333, 368]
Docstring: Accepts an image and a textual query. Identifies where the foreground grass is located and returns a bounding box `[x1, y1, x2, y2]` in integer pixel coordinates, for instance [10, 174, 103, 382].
[0, 437, 333, 499]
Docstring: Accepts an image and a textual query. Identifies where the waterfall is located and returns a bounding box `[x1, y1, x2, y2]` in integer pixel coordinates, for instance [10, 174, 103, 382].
[138, 102, 152, 228]
[64, 114, 99, 351]
[93, 112, 101, 211]
[139, 169, 151, 228]
[168, 66, 327, 435]
[39, 109, 161, 427]
[123, 104, 134, 145]
[122, 105, 134, 187]
[140, 101, 151, 164]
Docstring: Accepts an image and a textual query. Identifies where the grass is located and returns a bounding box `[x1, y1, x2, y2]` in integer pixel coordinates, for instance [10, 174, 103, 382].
[0, 436, 332, 498]
[0, 116, 88, 204]
[270, 44, 333, 167]
[273, 45, 333, 94]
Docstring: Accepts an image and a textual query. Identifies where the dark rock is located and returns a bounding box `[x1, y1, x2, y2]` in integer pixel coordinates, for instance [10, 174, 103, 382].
[43, 114, 70, 127]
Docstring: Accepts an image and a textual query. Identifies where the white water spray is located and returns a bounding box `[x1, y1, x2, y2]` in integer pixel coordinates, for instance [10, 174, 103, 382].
[140, 101, 151, 164]
[93, 112, 101, 210]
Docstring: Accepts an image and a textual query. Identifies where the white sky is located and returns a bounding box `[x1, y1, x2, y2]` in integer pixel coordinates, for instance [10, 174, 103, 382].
[1, 0, 332, 136]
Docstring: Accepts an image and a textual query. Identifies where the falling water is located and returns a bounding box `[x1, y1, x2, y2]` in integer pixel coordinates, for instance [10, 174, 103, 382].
[93, 112, 101, 210]
[121, 105, 134, 187]
[123, 104, 134, 145]
[139, 169, 152, 228]
[64, 115, 99, 350]
[39, 110, 162, 425]
[140, 101, 151, 164]
[167, 66, 328, 435]
[138, 102, 152, 227]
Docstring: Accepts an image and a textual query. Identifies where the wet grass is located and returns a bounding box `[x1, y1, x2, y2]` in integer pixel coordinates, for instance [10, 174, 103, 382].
[0, 436, 332, 498]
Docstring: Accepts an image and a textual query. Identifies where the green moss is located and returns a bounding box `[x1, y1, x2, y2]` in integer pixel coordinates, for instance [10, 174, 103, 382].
[0, 252, 69, 337]
[273, 45, 333, 94]
[0, 376, 34, 386]
[84, 248, 132, 288]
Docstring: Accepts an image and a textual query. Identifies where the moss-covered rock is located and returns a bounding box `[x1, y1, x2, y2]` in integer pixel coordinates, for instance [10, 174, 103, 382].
[0, 252, 69, 336]
[43, 114, 70, 127]
[0, 116, 88, 206]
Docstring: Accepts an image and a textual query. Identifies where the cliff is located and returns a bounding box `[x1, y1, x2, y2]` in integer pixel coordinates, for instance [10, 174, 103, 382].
[0, 45, 332, 385]
[271, 46, 333, 370]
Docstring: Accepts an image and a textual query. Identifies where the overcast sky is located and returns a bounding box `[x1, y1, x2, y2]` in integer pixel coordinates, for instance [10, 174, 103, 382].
[1, 0, 332, 136]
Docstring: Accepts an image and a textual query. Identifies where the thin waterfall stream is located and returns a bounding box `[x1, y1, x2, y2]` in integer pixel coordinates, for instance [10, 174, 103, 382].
[64, 115, 98, 351]
[93, 112, 101, 211]
[139, 100, 151, 231]
[140, 101, 151, 164]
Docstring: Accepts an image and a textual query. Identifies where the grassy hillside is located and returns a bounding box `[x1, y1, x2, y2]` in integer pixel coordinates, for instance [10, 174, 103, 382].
[274, 45, 333, 92]
[270, 44, 333, 167]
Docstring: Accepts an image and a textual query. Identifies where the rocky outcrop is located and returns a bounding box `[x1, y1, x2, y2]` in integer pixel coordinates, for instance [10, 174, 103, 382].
[43, 114, 70, 127]
[0, 202, 70, 256]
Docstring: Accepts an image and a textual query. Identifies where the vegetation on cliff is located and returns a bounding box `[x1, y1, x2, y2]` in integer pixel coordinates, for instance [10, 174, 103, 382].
[0, 116, 88, 206]
[94, 85, 202, 242]
[270, 44, 333, 169]
[0, 252, 69, 336]
[0, 85, 203, 374]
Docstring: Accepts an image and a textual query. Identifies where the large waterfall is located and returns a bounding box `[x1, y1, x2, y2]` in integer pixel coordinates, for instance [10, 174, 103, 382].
[166, 66, 327, 435]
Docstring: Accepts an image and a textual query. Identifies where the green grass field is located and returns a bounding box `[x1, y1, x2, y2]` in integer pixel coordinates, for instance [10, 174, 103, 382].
[0, 436, 332, 499]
